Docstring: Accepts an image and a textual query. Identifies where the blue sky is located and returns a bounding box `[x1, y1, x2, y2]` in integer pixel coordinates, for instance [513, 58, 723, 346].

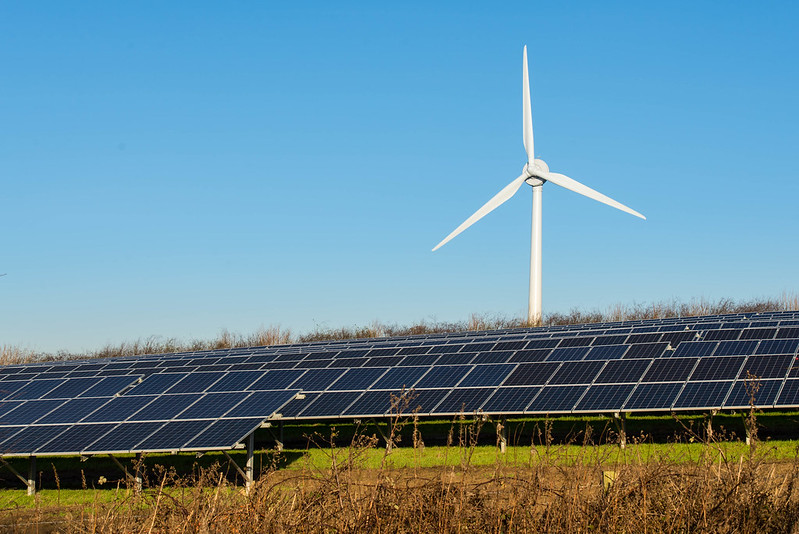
[1, 2, 797, 353]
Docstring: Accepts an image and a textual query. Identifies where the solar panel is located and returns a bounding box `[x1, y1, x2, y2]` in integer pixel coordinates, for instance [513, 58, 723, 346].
[3, 310, 799, 457]
[575, 384, 635, 412]
[527, 385, 586, 413]
[482, 386, 541, 413]
[435, 388, 495, 414]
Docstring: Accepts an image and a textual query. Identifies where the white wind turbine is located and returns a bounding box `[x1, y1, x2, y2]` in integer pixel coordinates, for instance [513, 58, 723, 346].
[433, 46, 646, 326]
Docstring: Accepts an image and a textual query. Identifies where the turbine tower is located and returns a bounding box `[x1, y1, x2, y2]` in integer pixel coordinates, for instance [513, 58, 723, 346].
[433, 46, 646, 326]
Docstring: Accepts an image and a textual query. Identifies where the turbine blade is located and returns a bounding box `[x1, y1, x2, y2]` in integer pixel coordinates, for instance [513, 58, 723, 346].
[433, 174, 528, 251]
[544, 172, 646, 220]
[522, 46, 534, 165]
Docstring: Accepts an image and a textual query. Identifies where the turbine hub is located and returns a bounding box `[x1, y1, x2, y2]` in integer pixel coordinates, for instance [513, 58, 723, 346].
[523, 159, 549, 186]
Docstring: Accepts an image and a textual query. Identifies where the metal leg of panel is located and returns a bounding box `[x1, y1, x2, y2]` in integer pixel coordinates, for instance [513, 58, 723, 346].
[278, 421, 284, 452]
[134, 452, 143, 492]
[498, 418, 507, 454]
[614, 413, 627, 450]
[27, 456, 36, 496]
[245, 433, 255, 493]
[0, 457, 32, 493]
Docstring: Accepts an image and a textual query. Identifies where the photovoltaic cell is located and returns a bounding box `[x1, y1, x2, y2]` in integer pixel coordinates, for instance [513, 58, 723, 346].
[434, 388, 495, 413]
[82, 395, 157, 423]
[249, 369, 305, 390]
[0, 381, 29, 400]
[527, 385, 586, 412]
[756, 339, 799, 355]
[739, 354, 793, 379]
[673, 381, 733, 409]
[291, 369, 346, 392]
[176, 392, 249, 419]
[0, 399, 65, 424]
[297, 391, 361, 418]
[80, 376, 141, 397]
[36, 397, 110, 424]
[129, 394, 202, 421]
[343, 390, 396, 416]
[624, 382, 683, 410]
[595, 359, 651, 384]
[509, 349, 552, 362]
[575, 384, 635, 411]
[184, 418, 263, 449]
[689, 357, 746, 381]
[504, 362, 560, 386]
[481, 387, 541, 413]
[328, 367, 387, 391]
[776, 379, 799, 407]
[5, 379, 64, 400]
[740, 328, 777, 340]
[134, 419, 212, 451]
[42, 378, 98, 399]
[641, 358, 697, 382]
[129, 373, 188, 395]
[724, 379, 782, 408]
[546, 347, 590, 361]
[85, 422, 165, 453]
[207, 371, 265, 392]
[414, 366, 472, 388]
[406, 389, 450, 414]
[703, 329, 741, 341]
[584, 345, 628, 360]
[223, 389, 298, 418]
[166, 372, 224, 394]
[715, 340, 759, 357]
[370, 366, 429, 390]
[672, 342, 718, 358]
[625, 343, 669, 359]
[0, 425, 71, 454]
[436, 353, 476, 366]
[548, 361, 604, 385]
[458, 364, 515, 387]
[35, 423, 117, 454]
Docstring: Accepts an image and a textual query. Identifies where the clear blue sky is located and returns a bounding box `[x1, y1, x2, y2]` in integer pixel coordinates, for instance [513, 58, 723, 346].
[2, 2, 797, 353]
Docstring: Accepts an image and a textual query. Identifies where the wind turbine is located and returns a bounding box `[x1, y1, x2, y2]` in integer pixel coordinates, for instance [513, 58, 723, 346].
[432, 46, 645, 326]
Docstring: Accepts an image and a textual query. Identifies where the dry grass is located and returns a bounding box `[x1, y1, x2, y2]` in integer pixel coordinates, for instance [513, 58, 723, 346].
[2, 293, 797, 366]
[7, 407, 799, 533]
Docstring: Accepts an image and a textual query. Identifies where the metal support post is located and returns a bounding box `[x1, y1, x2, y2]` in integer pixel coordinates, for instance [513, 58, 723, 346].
[245, 432, 255, 493]
[615, 413, 627, 449]
[498, 418, 507, 454]
[134, 452, 143, 492]
[27, 456, 36, 496]
[278, 421, 284, 452]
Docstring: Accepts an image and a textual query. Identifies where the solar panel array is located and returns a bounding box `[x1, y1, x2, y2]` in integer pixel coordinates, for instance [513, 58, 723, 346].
[1, 310, 799, 457]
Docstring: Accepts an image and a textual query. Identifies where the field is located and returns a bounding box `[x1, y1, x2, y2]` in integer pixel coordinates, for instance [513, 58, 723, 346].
[2, 412, 799, 532]
[2, 294, 799, 531]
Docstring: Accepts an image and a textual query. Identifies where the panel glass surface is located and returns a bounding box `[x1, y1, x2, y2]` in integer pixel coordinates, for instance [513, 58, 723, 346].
[739, 354, 793, 379]
[575, 384, 635, 411]
[184, 418, 263, 449]
[458, 364, 515, 387]
[414, 366, 471, 389]
[595, 359, 651, 384]
[328, 368, 387, 391]
[624, 382, 683, 410]
[641, 358, 697, 382]
[526, 385, 586, 412]
[481, 387, 541, 413]
[434, 388, 495, 413]
[503, 362, 560, 386]
[548, 361, 604, 385]
[35, 423, 117, 454]
[724, 379, 782, 408]
[673, 381, 734, 409]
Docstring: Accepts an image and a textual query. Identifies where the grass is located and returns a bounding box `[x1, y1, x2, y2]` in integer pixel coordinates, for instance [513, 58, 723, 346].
[4, 427, 799, 531]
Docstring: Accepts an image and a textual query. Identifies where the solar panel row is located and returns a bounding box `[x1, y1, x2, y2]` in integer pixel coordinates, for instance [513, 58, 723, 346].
[0, 310, 797, 457]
